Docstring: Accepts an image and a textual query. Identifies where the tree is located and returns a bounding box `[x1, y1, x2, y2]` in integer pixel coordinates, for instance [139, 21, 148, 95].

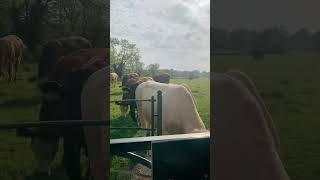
[146, 63, 160, 77]
[110, 37, 141, 78]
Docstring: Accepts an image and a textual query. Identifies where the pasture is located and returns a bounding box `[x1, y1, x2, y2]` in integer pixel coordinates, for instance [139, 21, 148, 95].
[0, 53, 318, 180]
[213, 53, 320, 180]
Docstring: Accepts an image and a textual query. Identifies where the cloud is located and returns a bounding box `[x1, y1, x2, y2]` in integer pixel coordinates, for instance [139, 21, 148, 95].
[111, 0, 210, 71]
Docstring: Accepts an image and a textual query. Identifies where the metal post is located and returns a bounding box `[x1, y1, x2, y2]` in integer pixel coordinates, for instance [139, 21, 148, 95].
[157, 91, 162, 136]
[151, 96, 155, 136]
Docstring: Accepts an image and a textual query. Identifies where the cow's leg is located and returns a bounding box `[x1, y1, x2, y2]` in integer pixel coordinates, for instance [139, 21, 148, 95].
[63, 135, 81, 180]
[129, 106, 137, 122]
[226, 70, 280, 152]
[14, 60, 19, 83]
[0, 59, 4, 79]
[7, 62, 12, 83]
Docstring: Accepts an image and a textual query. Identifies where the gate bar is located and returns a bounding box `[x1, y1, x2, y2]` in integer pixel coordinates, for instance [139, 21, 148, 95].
[114, 152, 152, 169]
[110, 127, 156, 131]
[110, 99, 155, 103]
[151, 96, 155, 136]
[0, 120, 109, 130]
[157, 91, 162, 135]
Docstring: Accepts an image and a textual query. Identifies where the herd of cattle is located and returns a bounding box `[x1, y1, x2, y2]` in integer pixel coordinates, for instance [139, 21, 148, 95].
[0, 34, 291, 180]
[0, 34, 207, 180]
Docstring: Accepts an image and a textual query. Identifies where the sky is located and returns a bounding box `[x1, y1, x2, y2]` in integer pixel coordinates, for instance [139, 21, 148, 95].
[111, 0, 210, 72]
[212, 0, 320, 32]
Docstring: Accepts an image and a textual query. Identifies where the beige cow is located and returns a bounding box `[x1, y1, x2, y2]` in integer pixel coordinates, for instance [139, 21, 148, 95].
[110, 72, 118, 87]
[81, 67, 109, 180]
[211, 72, 290, 180]
[135, 81, 207, 135]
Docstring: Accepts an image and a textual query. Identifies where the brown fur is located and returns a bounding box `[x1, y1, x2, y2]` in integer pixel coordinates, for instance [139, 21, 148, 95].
[38, 36, 92, 80]
[48, 48, 108, 83]
[121, 72, 139, 87]
[153, 73, 170, 83]
[0, 35, 26, 82]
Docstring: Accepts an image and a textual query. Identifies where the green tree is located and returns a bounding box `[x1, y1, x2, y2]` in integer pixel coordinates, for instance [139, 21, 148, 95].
[110, 37, 141, 78]
[147, 63, 160, 77]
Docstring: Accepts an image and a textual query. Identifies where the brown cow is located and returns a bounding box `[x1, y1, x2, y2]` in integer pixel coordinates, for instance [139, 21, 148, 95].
[32, 48, 108, 180]
[116, 76, 153, 121]
[37, 36, 92, 83]
[153, 73, 170, 84]
[0, 35, 26, 82]
[121, 72, 139, 87]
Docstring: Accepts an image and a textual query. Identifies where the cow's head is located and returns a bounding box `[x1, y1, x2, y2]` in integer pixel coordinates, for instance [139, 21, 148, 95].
[117, 77, 153, 121]
[120, 73, 139, 87]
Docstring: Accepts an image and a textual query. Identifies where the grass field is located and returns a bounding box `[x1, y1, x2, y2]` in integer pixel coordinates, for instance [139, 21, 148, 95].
[0, 53, 319, 180]
[213, 53, 320, 180]
[0, 64, 72, 180]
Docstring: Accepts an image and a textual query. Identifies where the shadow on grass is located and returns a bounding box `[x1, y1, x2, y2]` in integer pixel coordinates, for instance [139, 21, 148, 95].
[0, 96, 41, 108]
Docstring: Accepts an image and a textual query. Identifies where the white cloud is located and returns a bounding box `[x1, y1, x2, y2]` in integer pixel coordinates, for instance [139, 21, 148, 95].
[111, 0, 210, 71]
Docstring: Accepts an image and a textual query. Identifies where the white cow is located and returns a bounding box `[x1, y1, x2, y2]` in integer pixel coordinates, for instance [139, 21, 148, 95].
[135, 81, 207, 135]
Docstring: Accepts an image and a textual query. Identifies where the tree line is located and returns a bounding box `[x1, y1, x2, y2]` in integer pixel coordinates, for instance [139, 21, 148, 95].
[111, 37, 209, 79]
[213, 27, 320, 53]
[0, 0, 109, 62]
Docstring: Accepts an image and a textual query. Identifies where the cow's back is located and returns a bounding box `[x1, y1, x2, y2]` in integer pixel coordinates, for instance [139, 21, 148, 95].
[38, 36, 92, 79]
[48, 48, 108, 83]
[135, 81, 206, 134]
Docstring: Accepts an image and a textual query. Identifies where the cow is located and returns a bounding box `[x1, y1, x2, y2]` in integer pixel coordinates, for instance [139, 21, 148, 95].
[225, 70, 280, 152]
[110, 72, 118, 87]
[31, 48, 108, 180]
[116, 76, 153, 121]
[121, 72, 139, 87]
[37, 36, 92, 83]
[133, 81, 206, 135]
[211, 72, 290, 180]
[0, 35, 26, 82]
[81, 67, 109, 180]
[153, 73, 170, 84]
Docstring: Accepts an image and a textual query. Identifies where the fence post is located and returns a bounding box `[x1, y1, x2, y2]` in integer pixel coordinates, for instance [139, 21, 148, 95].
[151, 96, 155, 136]
[157, 91, 162, 136]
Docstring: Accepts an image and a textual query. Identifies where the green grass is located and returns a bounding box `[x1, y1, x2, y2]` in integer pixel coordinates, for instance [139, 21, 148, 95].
[213, 53, 320, 180]
[0, 64, 71, 180]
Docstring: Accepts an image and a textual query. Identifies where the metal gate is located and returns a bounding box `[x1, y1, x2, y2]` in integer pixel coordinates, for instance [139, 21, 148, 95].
[110, 90, 163, 136]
